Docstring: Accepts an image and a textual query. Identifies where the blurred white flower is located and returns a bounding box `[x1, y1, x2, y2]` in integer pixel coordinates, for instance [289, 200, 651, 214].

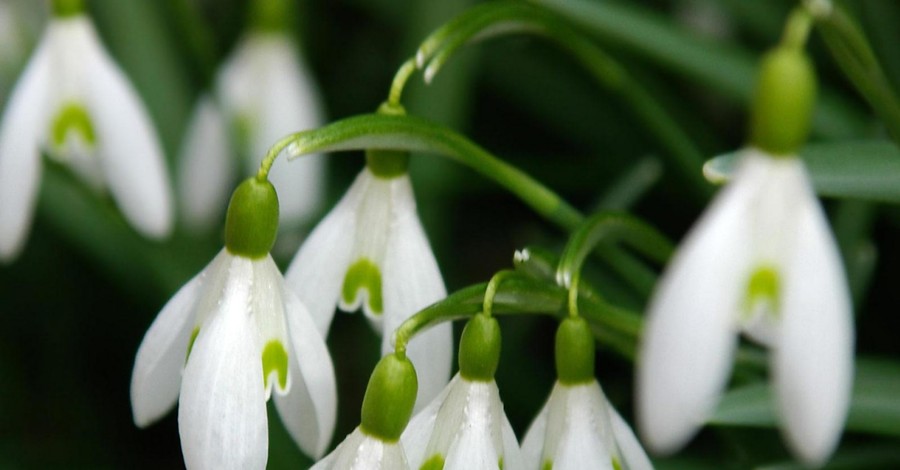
[130, 248, 337, 468]
[522, 380, 653, 470]
[637, 149, 853, 465]
[178, 32, 325, 230]
[0, 14, 173, 261]
[401, 373, 523, 470]
[311, 427, 410, 470]
[285, 167, 452, 409]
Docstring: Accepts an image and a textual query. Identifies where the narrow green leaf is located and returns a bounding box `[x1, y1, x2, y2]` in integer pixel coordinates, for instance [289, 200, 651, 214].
[711, 357, 900, 438]
[703, 141, 900, 203]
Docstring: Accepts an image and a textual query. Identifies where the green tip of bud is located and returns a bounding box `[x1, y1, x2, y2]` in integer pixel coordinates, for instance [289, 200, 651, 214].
[360, 353, 418, 442]
[555, 317, 595, 385]
[52, 0, 86, 17]
[225, 178, 279, 258]
[366, 102, 409, 178]
[249, 0, 291, 32]
[749, 47, 816, 156]
[459, 314, 502, 381]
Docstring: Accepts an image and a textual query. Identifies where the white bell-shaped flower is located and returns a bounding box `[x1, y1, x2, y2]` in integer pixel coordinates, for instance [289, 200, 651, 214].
[524, 317, 653, 470]
[522, 381, 653, 470]
[401, 315, 522, 470]
[130, 179, 336, 469]
[637, 149, 853, 465]
[286, 165, 452, 409]
[179, 29, 325, 230]
[0, 10, 173, 260]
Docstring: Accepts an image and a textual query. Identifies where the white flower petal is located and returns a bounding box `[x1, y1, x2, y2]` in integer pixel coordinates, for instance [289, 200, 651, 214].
[774, 170, 853, 466]
[274, 281, 338, 459]
[177, 95, 234, 231]
[500, 415, 525, 470]
[637, 154, 762, 454]
[130, 269, 204, 427]
[609, 404, 654, 470]
[285, 169, 365, 335]
[401, 374, 455, 468]
[312, 427, 410, 470]
[381, 174, 451, 409]
[520, 394, 550, 470]
[443, 417, 500, 470]
[82, 18, 173, 239]
[178, 257, 268, 470]
[0, 32, 50, 261]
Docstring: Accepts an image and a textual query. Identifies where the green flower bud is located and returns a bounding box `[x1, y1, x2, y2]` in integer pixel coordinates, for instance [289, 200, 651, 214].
[366, 102, 409, 178]
[52, 0, 85, 18]
[224, 178, 279, 258]
[459, 314, 502, 381]
[555, 316, 596, 385]
[360, 353, 418, 442]
[749, 47, 817, 156]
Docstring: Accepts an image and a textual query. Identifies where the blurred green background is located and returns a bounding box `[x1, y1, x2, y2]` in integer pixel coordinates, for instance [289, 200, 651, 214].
[2, 0, 900, 468]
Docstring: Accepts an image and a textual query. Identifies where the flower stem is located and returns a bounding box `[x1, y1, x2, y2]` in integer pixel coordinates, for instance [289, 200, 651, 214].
[388, 58, 419, 107]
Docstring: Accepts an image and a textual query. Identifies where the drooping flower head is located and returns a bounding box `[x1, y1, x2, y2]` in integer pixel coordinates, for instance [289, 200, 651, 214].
[637, 36, 853, 466]
[312, 352, 418, 470]
[401, 314, 523, 470]
[522, 317, 653, 470]
[130, 177, 337, 469]
[0, 0, 173, 260]
[286, 108, 452, 409]
[178, 0, 325, 231]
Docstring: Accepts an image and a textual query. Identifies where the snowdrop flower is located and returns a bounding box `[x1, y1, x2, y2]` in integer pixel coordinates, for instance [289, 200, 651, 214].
[286, 145, 452, 410]
[313, 353, 417, 470]
[0, 0, 173, 261]
[401, 315, 523, 470]
[179, 0, 324, 231]
[130, 178, 336, 469]
[522, 318, 653, 470]
[637, 44, 853, 465]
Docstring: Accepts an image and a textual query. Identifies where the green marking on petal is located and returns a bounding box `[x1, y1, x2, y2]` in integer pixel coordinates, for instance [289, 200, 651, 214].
[744, 265, 781, 319]
[262, 340, 289, 391]
[420, 454, 445, 470]
[51, 102, 95, 148]
[542, 460, 553, 470]
[341, 258, 383, 314]
[498, 457, 504, 469]
[613, 457, 622, 470]
[185, 327, 200, 363]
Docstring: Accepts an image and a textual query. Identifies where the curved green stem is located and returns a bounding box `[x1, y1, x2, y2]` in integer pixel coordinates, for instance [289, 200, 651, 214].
[556, 212, 674, 292]
[256, 133, 299, 181]
[781, 8, 814, 51]
[282, 112, 582, 230]
[409, 1, 709, 195]
[388, 58, 419, 106]
[482, 269, 517, 318]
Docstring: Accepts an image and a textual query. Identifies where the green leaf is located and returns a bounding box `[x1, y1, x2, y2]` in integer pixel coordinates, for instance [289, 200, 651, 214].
[711, 357, 900, 438]
[703, 141, 900, 203]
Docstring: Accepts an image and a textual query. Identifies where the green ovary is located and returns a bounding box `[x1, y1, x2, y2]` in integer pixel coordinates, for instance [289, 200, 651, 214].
[744, 265, 781, 319]
[341, 259, 384, 315]
[51, 102, 95, 148]
[420, 454, 445, 470]
[262, 340, 289, 391]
